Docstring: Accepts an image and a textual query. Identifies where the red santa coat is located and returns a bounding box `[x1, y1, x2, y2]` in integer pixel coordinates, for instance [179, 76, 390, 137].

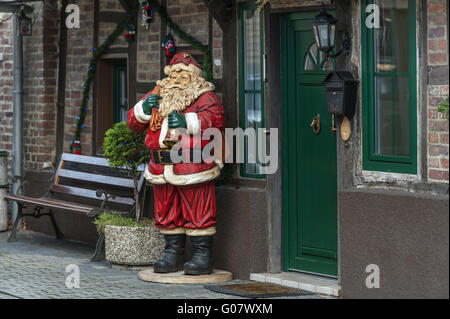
[127, 89, 225, 186]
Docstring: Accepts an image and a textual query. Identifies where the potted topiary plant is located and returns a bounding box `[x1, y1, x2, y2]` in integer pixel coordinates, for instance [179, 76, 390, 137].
[96, 122, 164, 266]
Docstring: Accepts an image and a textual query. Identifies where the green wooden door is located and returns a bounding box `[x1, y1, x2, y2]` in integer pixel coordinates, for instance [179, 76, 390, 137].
[282, 12, 338, 277]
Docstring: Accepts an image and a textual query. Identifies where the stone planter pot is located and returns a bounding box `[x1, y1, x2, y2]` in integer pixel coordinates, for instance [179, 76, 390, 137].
[104, 223, 165, 266]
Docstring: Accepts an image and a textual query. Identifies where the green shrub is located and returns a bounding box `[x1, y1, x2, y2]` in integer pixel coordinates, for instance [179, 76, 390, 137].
[103, 122, 150, 221]
[438, 97, 449, 120]
[103, 122, 150, 175]
[93, 212, 151, 235]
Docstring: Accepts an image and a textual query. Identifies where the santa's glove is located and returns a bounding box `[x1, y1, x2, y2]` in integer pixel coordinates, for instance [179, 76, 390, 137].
[142, 94, 162, 115]
[168, 111, 187, 129]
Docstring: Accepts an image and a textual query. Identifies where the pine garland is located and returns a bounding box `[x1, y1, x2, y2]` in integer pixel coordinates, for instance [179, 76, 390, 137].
[70, 3, 139, 152]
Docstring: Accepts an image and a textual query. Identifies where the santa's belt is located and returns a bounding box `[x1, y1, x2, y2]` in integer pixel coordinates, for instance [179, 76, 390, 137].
[150, 149, 202, 165]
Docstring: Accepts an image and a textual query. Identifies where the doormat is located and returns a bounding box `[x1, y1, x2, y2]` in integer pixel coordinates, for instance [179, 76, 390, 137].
[204, 282, 315, 299]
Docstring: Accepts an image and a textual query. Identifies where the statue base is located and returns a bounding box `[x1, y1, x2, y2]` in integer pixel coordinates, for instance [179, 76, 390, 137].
[138, 267, 233, 284]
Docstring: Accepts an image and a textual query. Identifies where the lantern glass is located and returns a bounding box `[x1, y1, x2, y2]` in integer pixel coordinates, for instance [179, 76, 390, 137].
[317, 23, 330, 50]
[312, 5, 337, 54]
[329, 23, 336, 48]
[19, 16, 32, 36]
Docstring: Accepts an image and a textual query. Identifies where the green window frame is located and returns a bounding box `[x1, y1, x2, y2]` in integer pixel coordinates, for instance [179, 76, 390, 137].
[361, 0, 417, 174]
[113, 60, 128, 124]
[238, 2, 266, 179]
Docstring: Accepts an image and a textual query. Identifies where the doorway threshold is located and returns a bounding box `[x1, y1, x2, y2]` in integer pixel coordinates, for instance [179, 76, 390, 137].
[250, 272, 340, 297]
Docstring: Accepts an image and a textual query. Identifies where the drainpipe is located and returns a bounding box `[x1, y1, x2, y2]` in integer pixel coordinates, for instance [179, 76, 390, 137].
[11, 10, 24, 228]
[1, 2, 32, 228]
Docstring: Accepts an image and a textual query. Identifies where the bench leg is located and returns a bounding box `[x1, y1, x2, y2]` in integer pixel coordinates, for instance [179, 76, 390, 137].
[91, 233, 105, 262]
[48, 209, 64, 240]
[7, 204, 23, 242]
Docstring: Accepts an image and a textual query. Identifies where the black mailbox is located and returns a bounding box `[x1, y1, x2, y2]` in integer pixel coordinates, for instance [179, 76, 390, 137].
[323, 71, 358, 118]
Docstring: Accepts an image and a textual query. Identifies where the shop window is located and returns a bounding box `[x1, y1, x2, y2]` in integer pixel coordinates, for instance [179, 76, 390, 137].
[362, 0, 417, 174]
[238, 2, 265, 178]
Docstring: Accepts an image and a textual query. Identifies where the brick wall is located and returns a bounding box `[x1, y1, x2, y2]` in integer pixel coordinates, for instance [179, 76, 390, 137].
[63, 0, 94, 154]
[0, 1, 59, 172]
[427, 0, 449, 182]
[23, 1, 59, 170]
[98, 2, 127, 49]
[136, 9, 161, 86]
[135, 0, 224, 99]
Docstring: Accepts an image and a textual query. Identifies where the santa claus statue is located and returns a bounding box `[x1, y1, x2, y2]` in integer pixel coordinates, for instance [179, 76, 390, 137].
[127, 52, 224, 275]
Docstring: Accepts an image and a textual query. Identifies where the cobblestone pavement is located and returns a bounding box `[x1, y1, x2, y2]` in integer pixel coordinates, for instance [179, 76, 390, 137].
[0, 231, 321, 299]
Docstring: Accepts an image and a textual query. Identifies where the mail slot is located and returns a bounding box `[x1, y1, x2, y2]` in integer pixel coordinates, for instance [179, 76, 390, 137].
[323, 71, 358, 118]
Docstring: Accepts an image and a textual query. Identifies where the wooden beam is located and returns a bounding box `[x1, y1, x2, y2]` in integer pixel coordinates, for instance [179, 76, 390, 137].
[160, 0, 168, 78]
[119, 0, 135, 12]
[92, 0, 100, 155]
[56, 0, 68, 160]
[203, 0, 233, 31]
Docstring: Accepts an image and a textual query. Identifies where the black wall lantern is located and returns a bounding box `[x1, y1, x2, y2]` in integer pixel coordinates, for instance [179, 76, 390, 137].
[19, 7, 33, 36]
[312, 3, 350, 58]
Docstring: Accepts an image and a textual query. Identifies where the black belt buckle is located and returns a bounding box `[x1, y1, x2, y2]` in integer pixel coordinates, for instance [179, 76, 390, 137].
[155, 150, 173, 165]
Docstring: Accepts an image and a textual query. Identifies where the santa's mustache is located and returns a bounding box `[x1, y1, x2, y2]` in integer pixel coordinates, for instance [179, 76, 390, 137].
[165, 83, 189, 90]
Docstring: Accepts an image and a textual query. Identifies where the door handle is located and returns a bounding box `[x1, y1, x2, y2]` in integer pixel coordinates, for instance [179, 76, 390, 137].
[330, 114, 337, 136]
[310, 114, 321, 135]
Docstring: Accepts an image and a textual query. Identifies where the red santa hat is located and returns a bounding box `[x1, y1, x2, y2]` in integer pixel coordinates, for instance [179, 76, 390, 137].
[164, 52, 203, 77]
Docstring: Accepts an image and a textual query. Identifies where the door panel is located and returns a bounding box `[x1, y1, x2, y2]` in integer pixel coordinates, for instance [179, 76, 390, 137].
[282, 12, 338, 277]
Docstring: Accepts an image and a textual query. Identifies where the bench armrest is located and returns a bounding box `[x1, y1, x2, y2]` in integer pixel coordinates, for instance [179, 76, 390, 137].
[95, 189, 117, 209]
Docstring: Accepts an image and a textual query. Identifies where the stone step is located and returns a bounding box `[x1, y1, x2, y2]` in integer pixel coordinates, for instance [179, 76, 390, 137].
[250, 272, 340, 297]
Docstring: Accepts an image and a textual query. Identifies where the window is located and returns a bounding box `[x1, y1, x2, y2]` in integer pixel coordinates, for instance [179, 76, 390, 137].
[362, 0, 417, 174]
[238, 2, 265, 178]
[113, 60, 128, 123]
[96, 58, 128, 154]
[304, 42, 335, 71]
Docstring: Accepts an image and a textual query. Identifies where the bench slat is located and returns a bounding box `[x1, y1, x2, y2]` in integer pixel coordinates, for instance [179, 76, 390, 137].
[57, 169, 135, 188]
[60, 153, 146, 172]
[61, 153, 111, 167]
[4, 194, 94, 214]
[51, 184, 135, 206]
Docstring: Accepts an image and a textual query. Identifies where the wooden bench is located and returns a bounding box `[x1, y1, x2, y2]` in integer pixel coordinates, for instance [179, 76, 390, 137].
[4, 153, 146, 261]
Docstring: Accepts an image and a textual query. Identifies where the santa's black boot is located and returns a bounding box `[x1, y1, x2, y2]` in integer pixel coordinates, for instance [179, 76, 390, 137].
[153, 234, 185, 273]
[184, 236, 213, 275]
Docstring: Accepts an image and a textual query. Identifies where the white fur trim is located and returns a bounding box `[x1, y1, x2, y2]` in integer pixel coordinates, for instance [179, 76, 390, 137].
[196, 82, 216, 96]
[185, 227, 216, 236]
[134, 100, 151, 124]
[185, 113, 201, 135]
[159, 118, 169, 149]
[160, 227, 186, 235]
[144, 167, 166, 184]
[215, 159, 224, 169]
[163, 164, 221, 186]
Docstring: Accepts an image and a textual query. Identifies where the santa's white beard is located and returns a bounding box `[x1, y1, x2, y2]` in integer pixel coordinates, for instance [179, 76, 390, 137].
[157, 85, 197, 118]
